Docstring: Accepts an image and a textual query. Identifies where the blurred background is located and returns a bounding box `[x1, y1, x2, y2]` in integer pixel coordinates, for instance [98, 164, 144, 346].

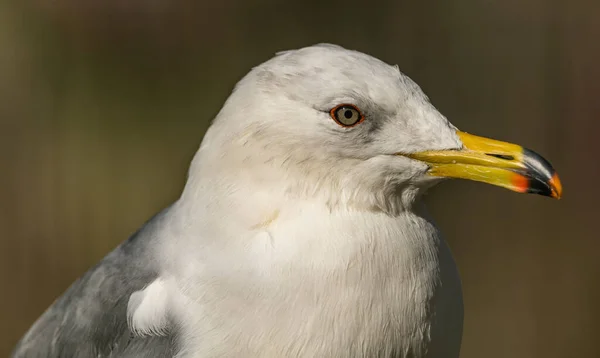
[1, 0, 598, 357]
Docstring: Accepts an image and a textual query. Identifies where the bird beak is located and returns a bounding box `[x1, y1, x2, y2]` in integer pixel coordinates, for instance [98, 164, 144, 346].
[403, 131, 562, 199]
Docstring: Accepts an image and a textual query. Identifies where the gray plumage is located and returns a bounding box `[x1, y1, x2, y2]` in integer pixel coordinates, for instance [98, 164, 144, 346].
[12, 209, 175, 357]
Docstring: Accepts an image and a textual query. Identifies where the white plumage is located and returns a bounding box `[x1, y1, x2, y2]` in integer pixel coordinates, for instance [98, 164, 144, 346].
[134, 43, 464, 357]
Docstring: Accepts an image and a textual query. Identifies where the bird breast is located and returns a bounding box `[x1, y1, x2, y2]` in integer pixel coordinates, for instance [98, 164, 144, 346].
[165, 202, 463, 357]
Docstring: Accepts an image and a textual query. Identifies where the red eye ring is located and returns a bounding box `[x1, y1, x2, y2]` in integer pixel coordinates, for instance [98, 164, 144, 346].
[329, 104, 365, 127]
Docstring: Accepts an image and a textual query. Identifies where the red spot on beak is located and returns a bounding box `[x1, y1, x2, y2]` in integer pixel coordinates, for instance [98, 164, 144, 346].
[511, 173, 529, 194]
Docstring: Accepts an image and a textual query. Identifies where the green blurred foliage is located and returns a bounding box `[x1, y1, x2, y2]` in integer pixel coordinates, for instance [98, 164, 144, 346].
[1, 0, 599, 357]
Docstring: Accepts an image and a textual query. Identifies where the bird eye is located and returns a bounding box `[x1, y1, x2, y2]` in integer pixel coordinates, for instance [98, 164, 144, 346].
[330, 104, 364, 127]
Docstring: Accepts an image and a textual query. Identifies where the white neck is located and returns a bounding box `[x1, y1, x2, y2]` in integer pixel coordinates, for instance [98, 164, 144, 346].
[145, 129, 463, 357]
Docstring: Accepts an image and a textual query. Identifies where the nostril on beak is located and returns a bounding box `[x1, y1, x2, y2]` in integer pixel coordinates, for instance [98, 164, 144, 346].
[486, 153, 515, 161]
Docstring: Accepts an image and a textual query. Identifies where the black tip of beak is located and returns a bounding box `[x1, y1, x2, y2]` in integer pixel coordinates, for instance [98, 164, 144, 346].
[522, 148, 562, 199]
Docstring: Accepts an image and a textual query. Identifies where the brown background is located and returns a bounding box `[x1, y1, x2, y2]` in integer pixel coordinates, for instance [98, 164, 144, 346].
[1, 0, 599, 357]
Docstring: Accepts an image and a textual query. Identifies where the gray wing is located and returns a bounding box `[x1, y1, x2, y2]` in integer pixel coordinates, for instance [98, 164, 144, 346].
[12, 208, 177, 358]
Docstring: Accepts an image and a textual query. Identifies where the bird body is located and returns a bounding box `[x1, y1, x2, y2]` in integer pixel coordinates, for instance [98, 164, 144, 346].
[13, 44, 560, 358]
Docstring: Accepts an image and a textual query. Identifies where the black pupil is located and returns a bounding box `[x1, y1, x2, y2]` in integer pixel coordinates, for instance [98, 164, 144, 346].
[343, 109, 354, 119]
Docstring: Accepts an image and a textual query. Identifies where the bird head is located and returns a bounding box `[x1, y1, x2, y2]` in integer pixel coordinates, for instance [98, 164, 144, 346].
[190, 44, 561, 214]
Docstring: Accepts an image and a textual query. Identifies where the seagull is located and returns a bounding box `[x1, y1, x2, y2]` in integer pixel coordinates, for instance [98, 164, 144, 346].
[12, 43, 562, 358]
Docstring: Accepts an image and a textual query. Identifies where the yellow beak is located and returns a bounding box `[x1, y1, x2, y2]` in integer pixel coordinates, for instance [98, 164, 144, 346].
[403, 131, 562, 199]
